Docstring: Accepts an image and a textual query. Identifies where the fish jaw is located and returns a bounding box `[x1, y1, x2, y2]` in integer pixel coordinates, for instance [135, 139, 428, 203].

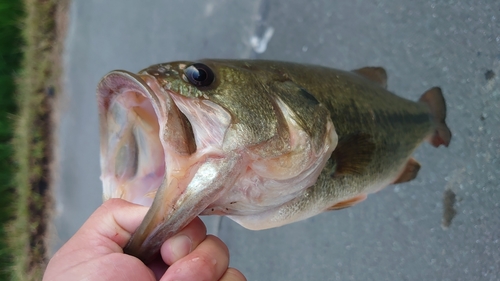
[97, 71, 242, 262]
[126, 154, 244, 261]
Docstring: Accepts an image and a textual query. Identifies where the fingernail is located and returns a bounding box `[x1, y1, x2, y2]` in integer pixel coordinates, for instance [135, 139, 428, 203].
[169, 235, 192, 261]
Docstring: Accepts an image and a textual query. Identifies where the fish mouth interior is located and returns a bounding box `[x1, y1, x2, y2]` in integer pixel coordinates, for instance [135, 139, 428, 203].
[98, 71, 194, 206]
[111, 90, 165, 206]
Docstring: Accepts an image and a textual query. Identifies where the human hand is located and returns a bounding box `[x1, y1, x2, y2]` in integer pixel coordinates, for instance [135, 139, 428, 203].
[43, 198, 246, 281]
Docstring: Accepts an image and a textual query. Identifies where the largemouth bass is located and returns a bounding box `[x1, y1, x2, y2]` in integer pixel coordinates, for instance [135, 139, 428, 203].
[97, 60, 451, 263]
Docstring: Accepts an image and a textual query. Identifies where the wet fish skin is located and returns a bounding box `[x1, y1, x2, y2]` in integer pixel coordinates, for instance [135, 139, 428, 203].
[97, 59, 451, 263]
[197, 60, 448, 226]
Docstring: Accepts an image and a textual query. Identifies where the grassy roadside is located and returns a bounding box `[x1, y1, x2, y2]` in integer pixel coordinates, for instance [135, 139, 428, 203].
[2, 0, 67, 280]
[0, 1, 23, 280]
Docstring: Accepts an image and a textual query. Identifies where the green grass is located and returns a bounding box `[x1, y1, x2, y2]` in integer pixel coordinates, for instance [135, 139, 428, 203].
[0, 1, 24, 280]
[1, 0, 63, 280]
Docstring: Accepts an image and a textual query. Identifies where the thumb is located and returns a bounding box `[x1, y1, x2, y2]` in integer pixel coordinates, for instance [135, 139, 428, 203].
[71, 198, 149, 254]
[43, 199, 152, 281]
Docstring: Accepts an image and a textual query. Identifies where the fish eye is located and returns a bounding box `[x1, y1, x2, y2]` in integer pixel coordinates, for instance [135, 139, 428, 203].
[184, 63, 215, 87]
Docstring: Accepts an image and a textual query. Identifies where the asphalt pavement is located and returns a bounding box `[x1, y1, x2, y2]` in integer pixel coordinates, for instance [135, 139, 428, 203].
[52, 1, 500, 280]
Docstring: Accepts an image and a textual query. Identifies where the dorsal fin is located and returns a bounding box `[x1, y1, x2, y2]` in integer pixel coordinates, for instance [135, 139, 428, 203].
[352, 67, 388, 88]
[330, 132, 375, 178]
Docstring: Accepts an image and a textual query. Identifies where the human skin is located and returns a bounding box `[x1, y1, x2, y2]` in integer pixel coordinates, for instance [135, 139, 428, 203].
[43, 199, 246, 281]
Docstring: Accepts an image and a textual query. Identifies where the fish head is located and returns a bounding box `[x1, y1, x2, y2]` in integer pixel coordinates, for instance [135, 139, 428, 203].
[97, 61, 238, 252]
[98, 60, 281, 204]
[97, 60, 337, 262]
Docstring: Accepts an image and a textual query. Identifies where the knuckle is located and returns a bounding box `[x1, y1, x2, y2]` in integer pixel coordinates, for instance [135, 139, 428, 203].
[191, 254, 218, 278]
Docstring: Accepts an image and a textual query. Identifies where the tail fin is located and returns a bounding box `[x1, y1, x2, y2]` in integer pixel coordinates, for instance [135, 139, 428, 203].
[419, 87, 451, 147]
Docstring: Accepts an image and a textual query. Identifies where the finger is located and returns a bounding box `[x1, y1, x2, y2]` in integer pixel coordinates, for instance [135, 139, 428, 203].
[161, 235, 229, 281]
[219, 268, 247, 281]
[44, 199, 155, 281]
[65, 199, 148, 255]
[160, 217, 207, 265]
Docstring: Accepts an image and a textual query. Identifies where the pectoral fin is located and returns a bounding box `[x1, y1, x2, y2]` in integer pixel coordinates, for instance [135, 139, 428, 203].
[393, 157, 421, 184]
[326, 194, 367, 211]
[353, 67, 388, 88]
[330, 132, 375, 178]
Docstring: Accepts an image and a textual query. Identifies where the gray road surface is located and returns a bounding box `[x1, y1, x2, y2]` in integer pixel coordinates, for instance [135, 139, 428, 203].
[52, 1, 500, 280]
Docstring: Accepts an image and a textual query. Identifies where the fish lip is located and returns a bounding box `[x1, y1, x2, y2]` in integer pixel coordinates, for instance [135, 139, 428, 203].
[97, 70, 165, 122]
[97, 70, 195, 205]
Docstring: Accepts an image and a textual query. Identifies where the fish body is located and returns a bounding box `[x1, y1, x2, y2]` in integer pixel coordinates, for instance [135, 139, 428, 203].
[97, 60, 451, 262]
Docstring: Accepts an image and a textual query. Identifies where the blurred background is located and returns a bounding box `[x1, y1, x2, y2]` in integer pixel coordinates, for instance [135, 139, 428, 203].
[2, 0, 499, 280]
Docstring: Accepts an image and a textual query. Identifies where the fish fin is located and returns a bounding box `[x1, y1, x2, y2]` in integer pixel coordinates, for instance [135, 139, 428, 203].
[330, 132, 375, 177]
[419, 87, 451, 147]
[326, 194, 367, 211]
[393, 157, 421, 184]
[352, 67, 388, 88]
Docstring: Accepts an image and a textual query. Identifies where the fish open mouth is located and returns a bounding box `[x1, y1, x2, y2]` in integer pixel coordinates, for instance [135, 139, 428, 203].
[97, 71, 199, 207]
[97, 70, 239, 262]
[98, 72, 161, 206]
